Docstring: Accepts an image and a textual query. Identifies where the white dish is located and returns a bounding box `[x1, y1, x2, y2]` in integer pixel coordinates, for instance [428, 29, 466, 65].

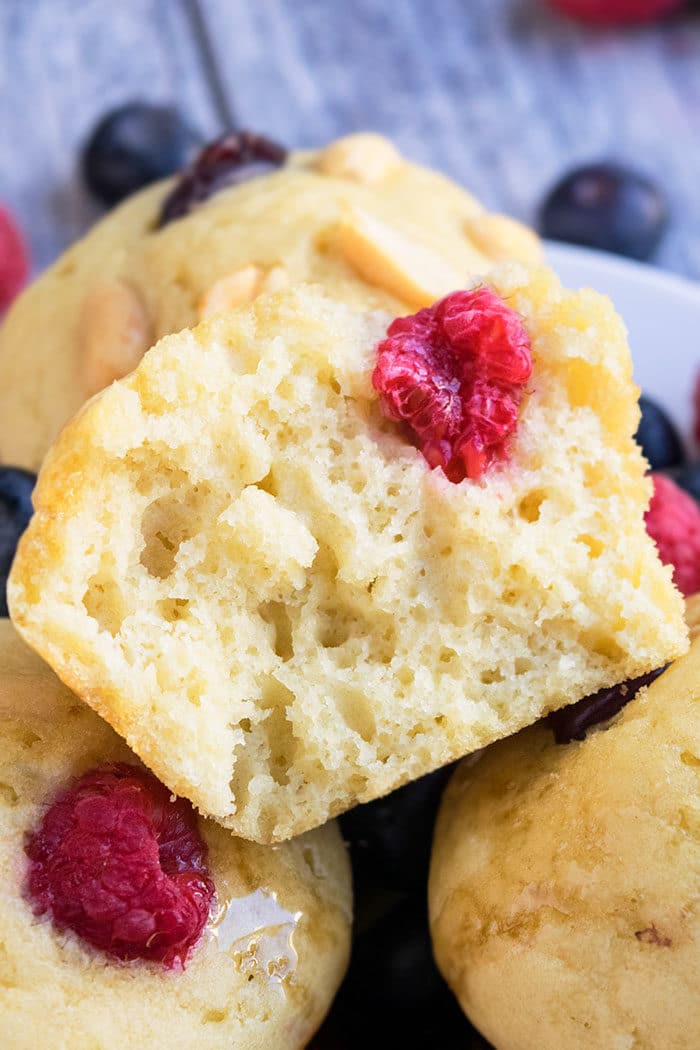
[545, 242, 700, 436]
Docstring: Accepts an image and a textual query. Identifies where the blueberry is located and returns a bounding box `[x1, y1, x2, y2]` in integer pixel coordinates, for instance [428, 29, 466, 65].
[635, 395, 684, 470]
[667, 463, 700, 504]
[0, 468, 35, 616]
[83, 103, 201, 206]
[339, 765, 454, 893]
[314, 897, 489, 1050]
[539, 163, 668, 260]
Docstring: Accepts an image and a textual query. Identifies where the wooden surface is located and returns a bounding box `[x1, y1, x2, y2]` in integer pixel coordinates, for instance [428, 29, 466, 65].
[1, 6, 697, 1047]
[1, 0, 700, 279]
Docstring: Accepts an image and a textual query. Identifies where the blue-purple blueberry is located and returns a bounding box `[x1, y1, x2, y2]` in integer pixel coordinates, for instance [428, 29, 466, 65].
[83, 102, 201, 206]
[539, 163, 668, 260]
[635, 395, 685, 471]
[0, 467, 35, 616]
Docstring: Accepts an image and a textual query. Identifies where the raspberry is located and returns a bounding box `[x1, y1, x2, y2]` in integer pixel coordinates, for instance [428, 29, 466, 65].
[25, 763, 214, 969]
[372, 288, 532, 483]
[645, 473, 700, 597]
[0, 206, 29, 313]
[548, 0, 684, 23]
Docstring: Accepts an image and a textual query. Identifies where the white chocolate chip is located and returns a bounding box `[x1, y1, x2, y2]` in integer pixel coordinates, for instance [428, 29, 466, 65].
[261, 265, 290, 294]
[79, 281, 152, 397]
[335, 206, 465, 307]
[198, 265, 263, 319]
[465, 213, 542, 266]
[198, 264, 290, 320]
[316, 133, 402, 184]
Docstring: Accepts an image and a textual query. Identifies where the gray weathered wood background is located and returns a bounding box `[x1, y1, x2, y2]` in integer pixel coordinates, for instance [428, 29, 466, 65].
[1, 6, 698, 1047]
[1, 0, 700, 279]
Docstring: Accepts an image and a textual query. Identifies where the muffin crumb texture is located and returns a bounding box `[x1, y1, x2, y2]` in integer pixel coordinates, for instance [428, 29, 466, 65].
[9, 274, 687, 842]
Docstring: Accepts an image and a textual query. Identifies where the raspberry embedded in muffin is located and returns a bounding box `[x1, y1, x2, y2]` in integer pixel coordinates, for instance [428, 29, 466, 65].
[372, 288, 532, 481]
[0, 129, 539, 474]
[25, 763, 214, 969]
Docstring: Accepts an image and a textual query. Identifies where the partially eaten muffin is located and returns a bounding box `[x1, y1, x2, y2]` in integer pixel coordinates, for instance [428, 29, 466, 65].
[9, 272, 687, 842]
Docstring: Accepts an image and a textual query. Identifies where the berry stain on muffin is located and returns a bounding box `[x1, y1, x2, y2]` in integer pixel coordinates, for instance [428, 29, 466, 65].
[372, 288, 532, 481]
[25, 763, 215, 969]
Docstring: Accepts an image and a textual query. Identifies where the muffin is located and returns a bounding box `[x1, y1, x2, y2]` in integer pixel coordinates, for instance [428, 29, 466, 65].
[430, 620, 700, 1050]
[8, 269, 687, 844]
[0, 621, 351, 1050]
[0, 130, 541, 471]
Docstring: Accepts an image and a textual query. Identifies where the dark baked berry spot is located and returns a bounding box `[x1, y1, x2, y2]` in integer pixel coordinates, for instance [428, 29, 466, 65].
[25, 763, 214, 970]
[548, 667, 665, 744]
[635, 924, 672, 947]
[159, 131, 287, 226]
[372, 288, 532, 482]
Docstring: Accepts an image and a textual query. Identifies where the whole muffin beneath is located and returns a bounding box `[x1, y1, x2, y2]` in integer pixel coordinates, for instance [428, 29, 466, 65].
[9, 271, 687, 842]
[430, 620, 700, 1050]
[0, 622, 351, 1050]
[0, 130, 540, 471]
